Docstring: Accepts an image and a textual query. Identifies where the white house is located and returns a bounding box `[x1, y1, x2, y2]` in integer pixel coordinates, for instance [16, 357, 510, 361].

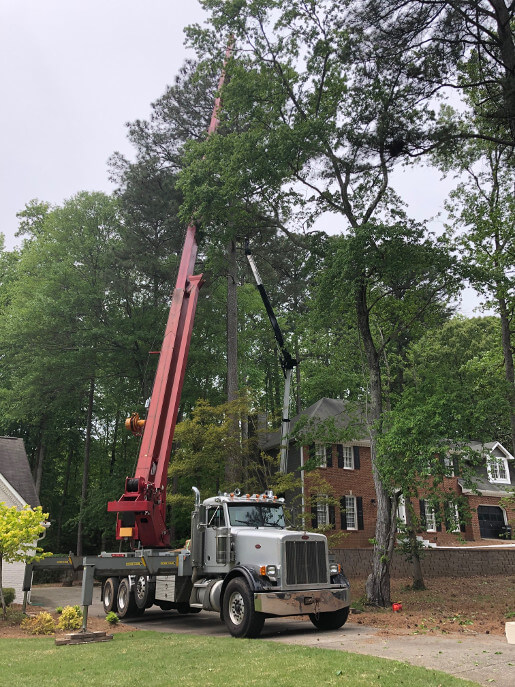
[0, 437, 41, 603]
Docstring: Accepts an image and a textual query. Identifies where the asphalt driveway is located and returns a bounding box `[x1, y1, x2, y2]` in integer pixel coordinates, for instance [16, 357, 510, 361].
[31, 585, 515, 687]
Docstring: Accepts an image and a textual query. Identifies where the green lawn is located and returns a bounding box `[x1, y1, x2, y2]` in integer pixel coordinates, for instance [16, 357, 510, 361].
[0, 631, 479, 687]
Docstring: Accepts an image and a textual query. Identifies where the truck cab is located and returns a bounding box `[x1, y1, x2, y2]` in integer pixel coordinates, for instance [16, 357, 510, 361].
[187, 488, 351, 637]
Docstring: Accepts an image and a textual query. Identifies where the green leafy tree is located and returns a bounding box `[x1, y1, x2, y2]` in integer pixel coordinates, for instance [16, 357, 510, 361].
[0, 504, 50, 618]
[179, 0, 465, 606]
[361, 0, 515, 146]
[377, 316, 510, 586]
[442, 141, 515, 452]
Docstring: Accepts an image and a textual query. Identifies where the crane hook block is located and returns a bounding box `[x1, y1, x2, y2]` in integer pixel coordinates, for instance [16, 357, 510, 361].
[125, 413, 146, 437]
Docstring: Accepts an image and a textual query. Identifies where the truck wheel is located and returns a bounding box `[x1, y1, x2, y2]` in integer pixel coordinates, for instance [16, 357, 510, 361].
[223, 578, 265, 638]
[103, 577, 119, 614]
[116, 577, 142, 618]
[134, 575, 154, 609]
[309, 606, 349, 631]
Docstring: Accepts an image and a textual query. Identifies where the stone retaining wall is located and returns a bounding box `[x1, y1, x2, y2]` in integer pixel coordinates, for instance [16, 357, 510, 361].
[332, 547, 515, 578]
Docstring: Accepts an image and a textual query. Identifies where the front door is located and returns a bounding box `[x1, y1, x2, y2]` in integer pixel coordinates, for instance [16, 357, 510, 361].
[477, 506, 506, 539]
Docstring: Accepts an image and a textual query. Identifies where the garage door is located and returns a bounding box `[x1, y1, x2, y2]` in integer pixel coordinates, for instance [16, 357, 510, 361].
[477, 506, 506, 539]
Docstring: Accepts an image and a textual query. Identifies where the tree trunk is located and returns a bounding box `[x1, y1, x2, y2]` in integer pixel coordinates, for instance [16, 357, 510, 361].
[109, 411, 120, 476]
[405, 497, 426, 590]
[56, 446, 73, 552]
[356, 281, 396, 607]
[225, 240, 239, 484]
[34, 436, 45, 498]
[0, 555, 6, 619]
[77, 377, 95, 557]
[498, 293, 515, 454]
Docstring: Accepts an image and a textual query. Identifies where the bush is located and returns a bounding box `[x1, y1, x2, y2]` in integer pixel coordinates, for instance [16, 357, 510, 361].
[3, 608, 25, 626]
[55, 606, 63, 614]
[56, 605, 82, 631]
[1, 588, 15, 606]
[105, 611, 119, 625]
[22, 612, 56, 635]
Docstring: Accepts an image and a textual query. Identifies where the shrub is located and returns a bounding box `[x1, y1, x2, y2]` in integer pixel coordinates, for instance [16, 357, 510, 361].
[55, 606, 63, 614]
[57, 605, 82, 631]
[1, 588, 15, 606]
[3, 608, 25, 626]
[22, 612, 56, 635]
[105, 611, 119, 625]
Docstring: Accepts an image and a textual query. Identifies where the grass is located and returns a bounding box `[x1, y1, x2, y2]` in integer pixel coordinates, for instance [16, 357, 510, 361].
[0, 631, 479, 687]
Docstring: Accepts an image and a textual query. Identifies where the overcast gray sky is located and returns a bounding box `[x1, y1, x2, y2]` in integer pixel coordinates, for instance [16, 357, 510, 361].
[0, 1, 481, 314]
[0, 0, 206, 249]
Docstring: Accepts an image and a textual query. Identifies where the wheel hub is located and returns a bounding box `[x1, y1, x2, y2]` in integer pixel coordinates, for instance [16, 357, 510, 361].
[228, 591, 245, 625]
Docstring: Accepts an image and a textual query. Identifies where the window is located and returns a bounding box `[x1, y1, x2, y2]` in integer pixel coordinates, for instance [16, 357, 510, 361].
[316, 444, 327, 468]
[397, 495, 407, 524]
[206, 506, 226, 528]
[487, 454, 510, 484]
[338, 445, 359, 469]
[444, 456, 456, 477]
[316, 495, 329, 526]
[341, 446, 353, 469]
[344, 496, 357, 530]
[423, 501, 437, 532]
[444, 502, 460, 533]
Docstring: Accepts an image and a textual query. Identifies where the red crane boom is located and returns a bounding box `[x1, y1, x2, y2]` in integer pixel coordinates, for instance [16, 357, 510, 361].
[107, 47, 231, 548]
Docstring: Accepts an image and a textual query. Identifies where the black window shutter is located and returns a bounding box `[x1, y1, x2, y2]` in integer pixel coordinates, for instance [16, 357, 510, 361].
[309, 443, 315, 461]
[458, 504, 467, 532]
[453, 456, 460, 476]
[353, 445, 360, 469]
[327, 445, 333, 468]
[434, 503, 442, 532]
[329, 504, 335, 527]
[419, 500, 426, 529]
[337, 444, 344, 468]
[340, 497, 347, 529]
[356, 496, 364, 530]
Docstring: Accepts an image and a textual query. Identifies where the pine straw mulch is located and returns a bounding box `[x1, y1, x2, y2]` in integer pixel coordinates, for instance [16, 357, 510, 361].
[347, 575, 515, 637]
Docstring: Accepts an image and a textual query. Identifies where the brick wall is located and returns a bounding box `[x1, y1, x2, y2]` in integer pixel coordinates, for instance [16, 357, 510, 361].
[304, 444, 378, 548]
[333, 547, 515, 577]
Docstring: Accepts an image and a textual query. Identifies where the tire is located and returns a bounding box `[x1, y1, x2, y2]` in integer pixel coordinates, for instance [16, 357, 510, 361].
[222, 578, 265, 638]
[103, 577, 119, 614]
[134, 575, 154, 610]
[158, 601, 174, 611]
[116, 577, 142, 618]
[309, 606, 349, 631]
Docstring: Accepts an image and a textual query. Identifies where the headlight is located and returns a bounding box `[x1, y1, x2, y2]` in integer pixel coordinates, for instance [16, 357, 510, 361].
[259, 564, 278, 576]
[329, 563, 341, 575]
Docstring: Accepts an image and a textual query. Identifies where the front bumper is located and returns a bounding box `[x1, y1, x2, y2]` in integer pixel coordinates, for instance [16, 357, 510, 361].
[253, 586, 350, 616]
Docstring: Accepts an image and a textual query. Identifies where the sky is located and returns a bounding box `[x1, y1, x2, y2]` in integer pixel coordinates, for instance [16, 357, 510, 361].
[0, 1, 483, 315]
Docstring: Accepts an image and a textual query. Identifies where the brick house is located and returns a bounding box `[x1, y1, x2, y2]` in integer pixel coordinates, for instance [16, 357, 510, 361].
[267, 398, 515, 548]
[0, 437, 41, 601]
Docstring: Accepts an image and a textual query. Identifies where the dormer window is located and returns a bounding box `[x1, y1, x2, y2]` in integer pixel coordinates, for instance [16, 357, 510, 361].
[487, 454, 510, 484]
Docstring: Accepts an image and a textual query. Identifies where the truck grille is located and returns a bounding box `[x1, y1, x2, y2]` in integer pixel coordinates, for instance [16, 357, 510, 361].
[285, 540, 327, 586]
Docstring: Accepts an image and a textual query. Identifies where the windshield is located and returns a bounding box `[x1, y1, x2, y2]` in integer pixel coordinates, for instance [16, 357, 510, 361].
[227, 503, 285, 528]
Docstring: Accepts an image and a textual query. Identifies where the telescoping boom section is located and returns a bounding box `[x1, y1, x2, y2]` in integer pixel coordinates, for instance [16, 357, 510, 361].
[107, 226, 203, 548]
